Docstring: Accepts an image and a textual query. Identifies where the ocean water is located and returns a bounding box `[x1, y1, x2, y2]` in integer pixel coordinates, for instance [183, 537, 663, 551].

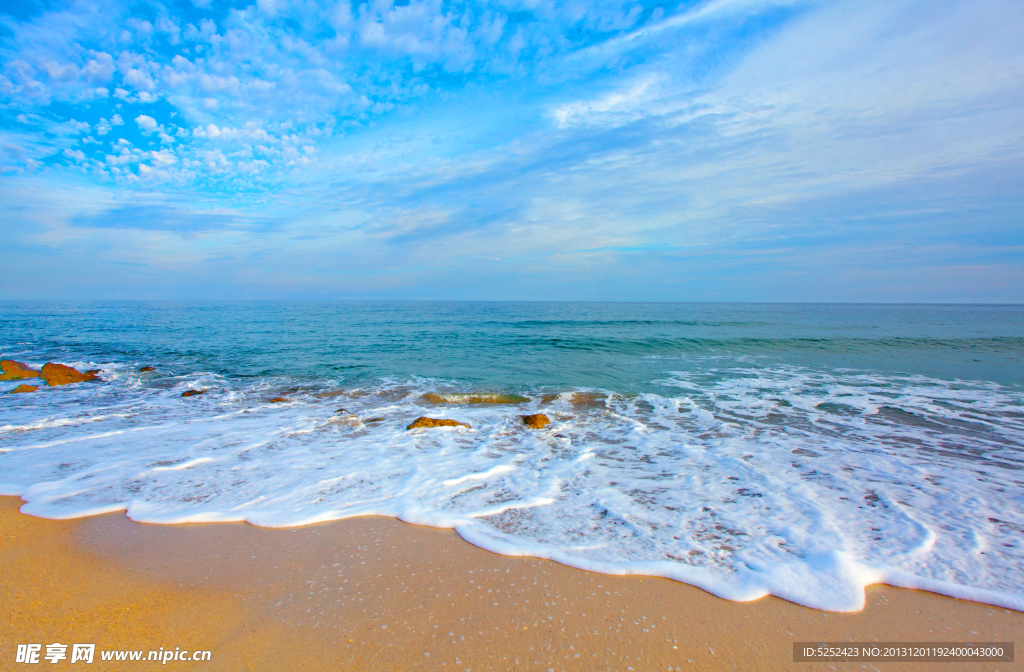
[1, 301, 1022, 612]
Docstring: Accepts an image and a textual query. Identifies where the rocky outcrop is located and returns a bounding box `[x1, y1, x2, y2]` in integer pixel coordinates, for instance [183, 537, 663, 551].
[422, 393, 529, 404]
[406, 417, 471, 430]
[139, 366, 155, 372]
[40, 363, 97, 387]
[1, 360, 40, 381]
[269, 397, 287, 403]
[11, 384, 39, 394]
[520, 413, 550, 429]
[181, 389, 206, 398]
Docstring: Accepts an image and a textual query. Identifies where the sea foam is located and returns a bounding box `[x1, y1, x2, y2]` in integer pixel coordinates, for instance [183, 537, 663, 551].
[2, 361, 1022, 612]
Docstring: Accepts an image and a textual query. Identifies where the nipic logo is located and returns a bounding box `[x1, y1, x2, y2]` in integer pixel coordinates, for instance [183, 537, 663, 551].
[15, 643, 210, 664]
[16, 644, 94, 664]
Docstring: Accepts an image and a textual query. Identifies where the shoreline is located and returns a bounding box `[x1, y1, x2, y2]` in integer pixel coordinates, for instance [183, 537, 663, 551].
[2, 496, 1020, 670]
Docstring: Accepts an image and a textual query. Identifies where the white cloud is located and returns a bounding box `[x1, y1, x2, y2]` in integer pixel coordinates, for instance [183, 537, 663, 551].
[135, 115, 158, 132]
[42, 60, 78, 81]
[82, 52, 115, 83]
[63, 148, 86, 162]
[123, 68, 155, 91]
[146, 149, 177, 167]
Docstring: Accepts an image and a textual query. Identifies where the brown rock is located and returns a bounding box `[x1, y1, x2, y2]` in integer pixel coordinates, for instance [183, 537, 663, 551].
[40, 363, 97, 387]
[0, 360, 40, 381]
[364, 417, 385, 423]
[86, 369, 102, 375]
[520, 413, 550, 429]
[269, 397, 288, 403]
[181, 389, 206, 398]
[11, 384, 40, 394]
[570, 392, 607, 409]
[422, 392, 528, 405]
[406, 417, 471, 430]
[139, 366, 155, 372]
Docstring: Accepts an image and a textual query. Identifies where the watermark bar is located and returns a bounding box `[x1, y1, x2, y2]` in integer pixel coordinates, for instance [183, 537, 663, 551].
[793, 642, 1014, 662]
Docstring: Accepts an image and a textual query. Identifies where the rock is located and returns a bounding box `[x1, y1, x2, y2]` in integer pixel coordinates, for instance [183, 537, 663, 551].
[520, 413, 550, 429]
[139, 366, 155, 372]
[0, 360, 40, 381]
[40, 363, 97, 387]
[422, 392, 528, 405]
[406, 417, 471, 430]
[570, 392, 607, 409]
[86, 369, 102, 375]
[11, 384, 39, 394]
[269, 397, 287, 403]
[181, 389, 206, 398]
[329, 411, 361, 426]
[364, 417, 385, 423]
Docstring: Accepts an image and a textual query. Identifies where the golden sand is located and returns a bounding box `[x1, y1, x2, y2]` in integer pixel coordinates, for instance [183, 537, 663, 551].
[1, 496, 1019, 671]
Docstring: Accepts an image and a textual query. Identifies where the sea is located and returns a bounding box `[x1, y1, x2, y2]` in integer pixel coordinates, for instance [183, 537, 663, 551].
[1, 301, 1022, 612]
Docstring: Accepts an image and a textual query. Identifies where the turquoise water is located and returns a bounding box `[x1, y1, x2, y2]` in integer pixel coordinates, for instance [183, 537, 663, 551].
[3, 301, 1022, 388]
[2, 302, 1023, 611]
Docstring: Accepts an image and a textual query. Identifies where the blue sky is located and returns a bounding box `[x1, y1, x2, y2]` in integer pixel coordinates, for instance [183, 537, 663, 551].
[1, 0, 1022, 301]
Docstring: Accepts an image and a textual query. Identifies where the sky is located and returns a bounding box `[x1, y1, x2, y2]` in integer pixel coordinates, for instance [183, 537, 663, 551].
[1, 0, 1022, 302]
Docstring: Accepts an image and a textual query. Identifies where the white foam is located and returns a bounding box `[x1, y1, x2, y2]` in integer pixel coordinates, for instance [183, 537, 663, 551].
[1, 365, 1022, 612]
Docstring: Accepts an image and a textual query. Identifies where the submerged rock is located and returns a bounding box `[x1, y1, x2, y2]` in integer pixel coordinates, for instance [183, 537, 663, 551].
[570, 392, 607, 409]
[40, 363, 97, 387]
[181, 389, 206, 398]
[520, 413, 550, 429]
[11, 384, 39, 394]
[139, 366, 155, 372]
[406, 416, 471, 430]
[0, 360, 40, 381]
[269, 397, 288, 403]
[422, 392, 528, 405]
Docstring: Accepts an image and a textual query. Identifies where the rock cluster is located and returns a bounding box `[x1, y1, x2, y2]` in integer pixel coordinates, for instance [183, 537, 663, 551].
[3, 363, 560, 435]
[2, 360, 99, 387]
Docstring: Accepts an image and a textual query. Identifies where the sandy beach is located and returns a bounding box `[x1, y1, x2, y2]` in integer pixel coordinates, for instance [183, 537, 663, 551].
[1, 496, 1018, 671]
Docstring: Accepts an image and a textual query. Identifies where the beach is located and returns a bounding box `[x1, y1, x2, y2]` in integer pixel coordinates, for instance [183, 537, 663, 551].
[3, 496, 1019, 671]
[3, 302, 1023, 669]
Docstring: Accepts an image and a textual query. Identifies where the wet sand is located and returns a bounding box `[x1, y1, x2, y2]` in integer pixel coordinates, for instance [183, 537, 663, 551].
[1, 496, 1019, 671]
